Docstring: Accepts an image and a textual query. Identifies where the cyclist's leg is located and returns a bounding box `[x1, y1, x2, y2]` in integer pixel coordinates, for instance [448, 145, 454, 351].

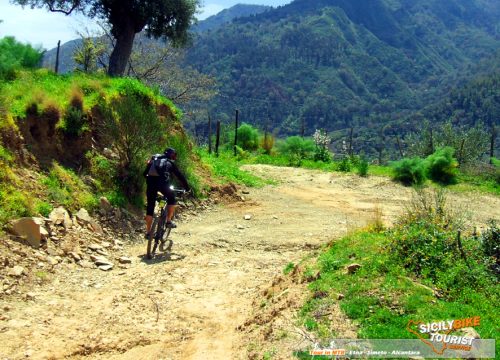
[159, 183, 177, 226]
[145, 178, 159, 234]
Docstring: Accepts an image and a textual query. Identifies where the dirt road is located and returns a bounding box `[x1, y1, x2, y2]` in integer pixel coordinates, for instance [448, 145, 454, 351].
[1, 165, 498, 359]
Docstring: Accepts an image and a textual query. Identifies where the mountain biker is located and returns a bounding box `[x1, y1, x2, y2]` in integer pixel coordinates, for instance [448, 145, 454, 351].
[143, 148, 190, 238]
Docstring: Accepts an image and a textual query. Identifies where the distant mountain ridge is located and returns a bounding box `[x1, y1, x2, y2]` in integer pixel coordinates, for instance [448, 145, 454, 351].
[194, 4, 271, 33]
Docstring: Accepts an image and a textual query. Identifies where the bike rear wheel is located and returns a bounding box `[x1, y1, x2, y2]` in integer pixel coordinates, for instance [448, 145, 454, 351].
[159, 227, 173, 252]
[146, 217, 160, 259]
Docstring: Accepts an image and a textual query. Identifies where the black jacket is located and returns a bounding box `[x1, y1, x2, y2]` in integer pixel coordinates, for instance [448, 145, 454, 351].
[143, 157, 189, 189]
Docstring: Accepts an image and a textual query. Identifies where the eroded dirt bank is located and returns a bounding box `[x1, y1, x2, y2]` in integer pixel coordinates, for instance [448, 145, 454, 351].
[1, 165, 498, 359]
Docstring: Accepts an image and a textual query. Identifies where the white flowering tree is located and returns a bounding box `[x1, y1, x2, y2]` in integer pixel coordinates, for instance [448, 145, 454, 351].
[313, 129, 332, 163]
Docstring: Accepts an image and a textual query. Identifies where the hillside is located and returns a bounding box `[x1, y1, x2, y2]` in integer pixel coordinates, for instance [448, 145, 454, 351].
[185, 0, 500, 143]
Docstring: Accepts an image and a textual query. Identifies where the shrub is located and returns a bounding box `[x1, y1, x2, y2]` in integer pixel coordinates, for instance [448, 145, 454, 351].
[279, 136, 315, 161]
[357, 156, 369, 177]
[390, 157, 426, 186]
[61, 106, 87, 137]
[35, 201, 53, 217]
[425, 147, 458, 185]
[480, 220, 499, 275]
[337, 157, 351, 172]
[100, 91, 167, 201]
[312, 129, 332, 163]
[237, 123, 259, 151]
[260, 132, 274, 155]
[0, 36, 43, 79]
[86, 151, 117, 191]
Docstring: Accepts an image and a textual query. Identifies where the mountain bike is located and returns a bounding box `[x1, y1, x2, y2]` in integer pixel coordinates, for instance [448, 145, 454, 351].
[146, 187, 188, 260]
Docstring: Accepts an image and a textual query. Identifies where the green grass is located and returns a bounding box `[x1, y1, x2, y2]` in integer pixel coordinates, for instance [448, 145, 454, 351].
[1, 69, 180, 123]
[199, 150, 273, 187]
[297, 230, 499, 353]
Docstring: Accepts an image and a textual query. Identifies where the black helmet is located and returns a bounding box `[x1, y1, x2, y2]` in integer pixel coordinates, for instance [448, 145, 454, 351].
[164, 148, 176, 159]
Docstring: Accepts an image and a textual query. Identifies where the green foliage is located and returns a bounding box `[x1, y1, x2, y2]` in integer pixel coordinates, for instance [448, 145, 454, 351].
[283, 262, 295, 275]
[337, 156, 352, 172]
[42, 162, 98, 211]
[86, 151, 117, 192]
[100, 84, 167, 202]
[300, 201, 499, 346]
[34, 201, 53, 217]
[390, 157, 427, 186]
[0, 188, 31, 224]
[278, 136, 314, 161]
[356, 156, 369, 177]
[480, 221, 499, 275]
[199, 150, 270, 187]
[60, 106, 87, 136]
[0, 36, 43, 79]
[260, 132, 275, 155]
[425, 147, 458, 185]
[236, 123, 259, 151]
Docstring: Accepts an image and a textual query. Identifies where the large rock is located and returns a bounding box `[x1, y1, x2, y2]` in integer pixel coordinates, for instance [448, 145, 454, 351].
[76, 208, 103, 234]
[49, 207, 72, 229]
[10, 217, 46, 248]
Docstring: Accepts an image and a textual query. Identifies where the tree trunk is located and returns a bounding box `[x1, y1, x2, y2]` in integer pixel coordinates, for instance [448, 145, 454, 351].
[108, 25, 136, 77]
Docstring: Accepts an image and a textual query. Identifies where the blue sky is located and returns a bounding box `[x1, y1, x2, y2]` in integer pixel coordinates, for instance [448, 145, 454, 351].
[0, 0, 292, 50]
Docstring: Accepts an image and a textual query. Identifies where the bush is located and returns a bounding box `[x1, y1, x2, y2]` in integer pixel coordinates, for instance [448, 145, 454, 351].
[260, 133, 274, 155]
[357, 156, 369, 177]
[0, 36, 43, 79]
[337, 157, 351, 172]
[425, 147, 458, 185]
[86, 151, 117, 191]
[35, 201, 53, 217]
[480, 221, 499, 275]
[390, 157, 427, 186]
[278, 136, 315, 161]
[390, 189, 493, 294]
[237, 123, 259, 151]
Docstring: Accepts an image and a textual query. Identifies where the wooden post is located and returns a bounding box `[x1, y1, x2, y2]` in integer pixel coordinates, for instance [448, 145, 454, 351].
[491, 125, 496, 164]
[208, 112, 212, 154]
[378, 147, 383, 166]
[55, 40, 61, 74]
[215, 121, 221, 157]
[234, 109, 239, 156]
[301, 117, 305, 138]
[348, 127, 354, 156]
[396, 135, 404, 159]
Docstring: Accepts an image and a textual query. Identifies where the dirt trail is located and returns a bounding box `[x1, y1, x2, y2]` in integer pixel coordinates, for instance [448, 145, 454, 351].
[1, 165, 498, 360]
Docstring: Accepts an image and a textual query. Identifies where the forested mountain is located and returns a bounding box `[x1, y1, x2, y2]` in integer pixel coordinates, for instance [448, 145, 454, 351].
[185, 0, 500, 140]
[194, 4, 271, 33]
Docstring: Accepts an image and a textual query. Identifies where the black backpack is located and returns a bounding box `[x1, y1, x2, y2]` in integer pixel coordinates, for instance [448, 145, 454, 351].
[147, 154, 170, 180]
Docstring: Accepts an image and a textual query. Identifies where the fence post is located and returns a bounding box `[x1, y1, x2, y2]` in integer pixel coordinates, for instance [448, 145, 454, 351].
[348, 127, 354, 156]
[215, 121, 221, 157]
[491, 125, 496, 164]
[396, 135, 404, 159]
[234, 109, 239, 156]
[208, 112, 212, 154]
[55, 40, 61, 74]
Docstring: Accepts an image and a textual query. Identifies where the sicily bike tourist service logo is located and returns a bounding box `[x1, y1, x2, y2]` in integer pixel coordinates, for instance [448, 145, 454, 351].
[407, 316, 483, 355]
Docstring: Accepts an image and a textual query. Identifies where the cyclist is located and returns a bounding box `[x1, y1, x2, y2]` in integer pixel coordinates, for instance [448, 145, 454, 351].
[143, 148, 190, 238]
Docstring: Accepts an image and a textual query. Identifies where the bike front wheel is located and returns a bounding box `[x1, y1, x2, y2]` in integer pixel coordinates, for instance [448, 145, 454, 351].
[146, 217, 160, 259]
[159, 227, 173, 252]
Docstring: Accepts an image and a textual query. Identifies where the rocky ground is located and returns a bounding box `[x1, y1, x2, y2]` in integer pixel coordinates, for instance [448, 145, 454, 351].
[0, 165, 498, 360]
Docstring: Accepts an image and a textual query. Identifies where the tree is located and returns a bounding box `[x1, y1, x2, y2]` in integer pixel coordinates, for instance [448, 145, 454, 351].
[73, 31, 106, 73]
[13, 0, 199, 76]
[0, 36, 44, 79]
